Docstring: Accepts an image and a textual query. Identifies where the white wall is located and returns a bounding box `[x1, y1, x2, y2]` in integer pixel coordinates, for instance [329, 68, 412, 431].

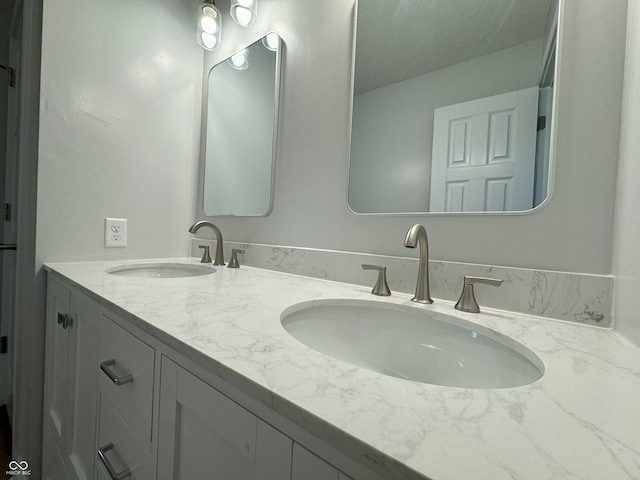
[613, 0, 640, 347]
[19, 0, 203, 473]
[349, 39, 543, 213]
[36, 0, 203, 263]
[198, 0, 627, 275]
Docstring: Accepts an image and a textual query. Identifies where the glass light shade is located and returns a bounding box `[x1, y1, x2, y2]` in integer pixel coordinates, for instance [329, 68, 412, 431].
[197, 1, 221, 50]
[200, 15, 218, 34]
[262, 32, 279, 51]
[230, 0, 257, 27]
[198, 30, 219, 50]
[228, 49, 249, 70]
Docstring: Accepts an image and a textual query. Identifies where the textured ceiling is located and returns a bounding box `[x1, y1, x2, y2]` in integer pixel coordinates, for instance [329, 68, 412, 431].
[355, 0, 554, 94]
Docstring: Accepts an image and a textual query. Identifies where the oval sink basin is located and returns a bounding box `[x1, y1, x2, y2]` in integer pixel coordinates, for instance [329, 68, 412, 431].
[106, 263, 216, 279]
[281, 301, 543, 389]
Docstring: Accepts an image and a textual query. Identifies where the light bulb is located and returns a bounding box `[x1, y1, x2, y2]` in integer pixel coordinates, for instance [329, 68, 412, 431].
[262, 32, 279, 51]
[200, 15, 218, 34]
[230, 0, 257, 27]
[200, 32, 218, 50]
[197, 1, 221, 50]
[228, 49, 249, 70]
[235, 7, 252, 26]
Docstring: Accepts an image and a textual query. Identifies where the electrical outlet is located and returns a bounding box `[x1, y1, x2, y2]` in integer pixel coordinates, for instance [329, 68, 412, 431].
[105, 218, 127, 247]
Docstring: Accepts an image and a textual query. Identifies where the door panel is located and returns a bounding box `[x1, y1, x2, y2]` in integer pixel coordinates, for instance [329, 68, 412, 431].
[0, 4, 21, 406]
[65, 294, 100, 480]
[430, 87, 538, 212]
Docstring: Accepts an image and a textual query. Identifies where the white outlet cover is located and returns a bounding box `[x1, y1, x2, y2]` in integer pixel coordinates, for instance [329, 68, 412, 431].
[105, 218, 127, 247]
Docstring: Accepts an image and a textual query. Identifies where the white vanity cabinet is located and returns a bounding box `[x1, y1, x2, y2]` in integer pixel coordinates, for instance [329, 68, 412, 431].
[43, 277, 100, 480]
[157, 358, 293, 479]
[43, 274, 383, 480]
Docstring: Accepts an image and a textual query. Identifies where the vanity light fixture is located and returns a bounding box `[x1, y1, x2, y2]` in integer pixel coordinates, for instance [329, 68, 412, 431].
[230, 0, 258, 27]
[262, 32, 279, 51]
[197, 0, 222, 51]
[228, 49, 249, 70]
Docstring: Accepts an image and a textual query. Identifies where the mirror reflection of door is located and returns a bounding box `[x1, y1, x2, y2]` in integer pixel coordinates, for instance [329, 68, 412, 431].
[429, 87, 538, 212]
[347, 0, 558, 214]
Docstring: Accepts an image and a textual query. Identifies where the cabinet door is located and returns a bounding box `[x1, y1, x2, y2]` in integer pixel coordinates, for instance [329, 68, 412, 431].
[42, 423, 70, 480]
[43, 277, 71, 446]
[65, 293, 100, 480]
[158, 358, 292, 479]
[292, 443, 339, 480]
[44, 279, 101, 480]
[291, 443, 355, 480]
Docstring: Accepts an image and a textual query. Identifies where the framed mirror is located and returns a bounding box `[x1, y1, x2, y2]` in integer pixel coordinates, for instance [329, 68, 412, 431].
[348, 0, 558, 214]
[202, 32, 281, 216]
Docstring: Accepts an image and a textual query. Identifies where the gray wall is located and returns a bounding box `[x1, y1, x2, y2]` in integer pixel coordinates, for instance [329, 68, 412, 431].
[613, 0, 640, 346]
[199, 0, 627, 275]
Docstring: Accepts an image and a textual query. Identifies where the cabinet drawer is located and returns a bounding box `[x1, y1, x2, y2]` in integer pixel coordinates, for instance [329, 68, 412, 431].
[99, 314, 155, 443]
[96, 394, 154, 480]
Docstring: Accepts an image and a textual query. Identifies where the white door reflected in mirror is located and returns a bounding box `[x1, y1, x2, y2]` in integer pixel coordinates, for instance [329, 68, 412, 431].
[348, 0, 558, 214]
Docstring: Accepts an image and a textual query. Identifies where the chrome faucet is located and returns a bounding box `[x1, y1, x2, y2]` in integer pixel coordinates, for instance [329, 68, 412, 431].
[188, 221, 225, 266]
[404, 224, 433, 304]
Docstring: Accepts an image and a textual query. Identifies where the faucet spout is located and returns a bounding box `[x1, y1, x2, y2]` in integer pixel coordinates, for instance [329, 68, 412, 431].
[188, 221, 225, 266]
[404, 224, 433, 304]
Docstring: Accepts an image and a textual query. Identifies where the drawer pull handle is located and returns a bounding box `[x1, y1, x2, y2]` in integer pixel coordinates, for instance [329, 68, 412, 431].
[97, 442, 131, 480]
[100, 359, 134, 386]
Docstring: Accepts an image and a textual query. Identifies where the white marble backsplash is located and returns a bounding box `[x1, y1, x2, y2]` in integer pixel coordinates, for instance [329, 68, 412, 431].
[191, 239, 613, 327]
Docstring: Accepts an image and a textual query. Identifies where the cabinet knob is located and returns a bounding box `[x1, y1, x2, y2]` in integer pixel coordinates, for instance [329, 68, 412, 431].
[57, 313, 73, 329]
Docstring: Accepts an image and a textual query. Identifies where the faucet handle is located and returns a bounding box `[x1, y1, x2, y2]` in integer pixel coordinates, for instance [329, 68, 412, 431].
[454, 276, 503, 313]
[228, 249, 245, 269]
[198, 245, 212, 264]
[362, 264, 391, 297]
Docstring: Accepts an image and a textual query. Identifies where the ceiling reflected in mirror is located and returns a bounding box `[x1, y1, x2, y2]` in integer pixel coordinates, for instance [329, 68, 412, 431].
[348, 0, 558, 214]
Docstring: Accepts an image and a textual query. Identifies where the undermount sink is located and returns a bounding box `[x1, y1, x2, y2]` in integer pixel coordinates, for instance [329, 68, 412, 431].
[106, 263, 216, 278]
[281, 301, 544, 389]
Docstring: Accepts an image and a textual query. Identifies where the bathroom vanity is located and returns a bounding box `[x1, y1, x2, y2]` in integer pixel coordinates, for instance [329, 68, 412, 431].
[41, 258, 640, 480]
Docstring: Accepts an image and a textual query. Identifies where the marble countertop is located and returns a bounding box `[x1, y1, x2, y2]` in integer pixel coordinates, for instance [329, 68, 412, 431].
[45, 258, 640, 480]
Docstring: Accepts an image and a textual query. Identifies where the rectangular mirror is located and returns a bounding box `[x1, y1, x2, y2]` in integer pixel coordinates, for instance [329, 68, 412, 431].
[348, 0, 558, 214]
[202, 32, 281, 216]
